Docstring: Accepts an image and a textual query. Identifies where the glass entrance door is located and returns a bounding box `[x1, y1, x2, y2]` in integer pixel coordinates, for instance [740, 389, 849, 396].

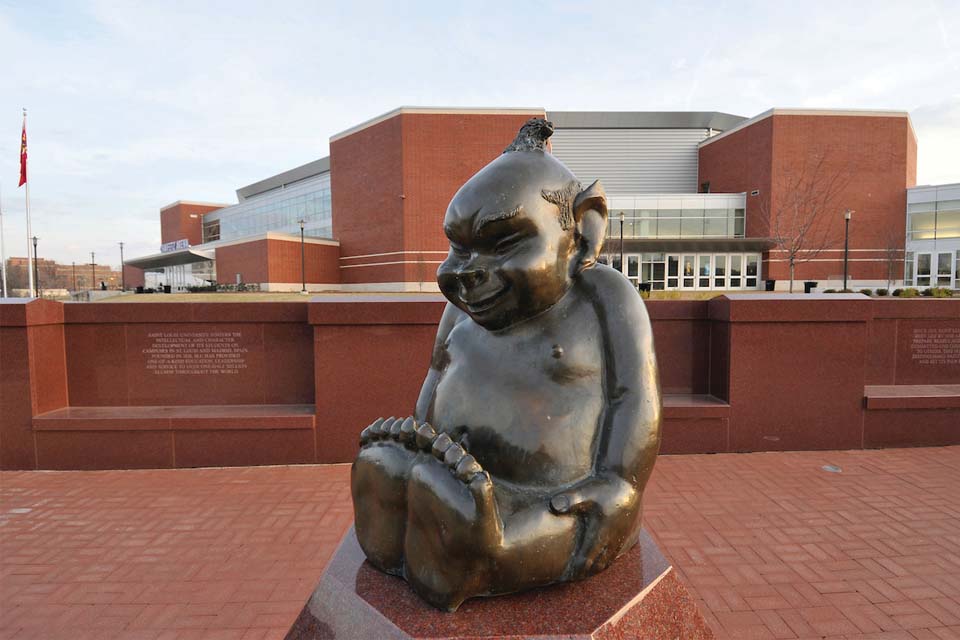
[680, 255, 696, 289]
[936, 252, 953, 287]
[626, 255, 640, 288]
[917, 253, 932, 288]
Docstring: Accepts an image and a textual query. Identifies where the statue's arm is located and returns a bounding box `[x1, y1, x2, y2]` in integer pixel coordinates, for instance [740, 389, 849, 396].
[414, 302, 464, 423]
[549, 267, 662, 573]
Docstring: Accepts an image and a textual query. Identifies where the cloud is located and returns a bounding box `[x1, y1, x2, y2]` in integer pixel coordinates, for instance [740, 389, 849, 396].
[0, 0, 958, 264]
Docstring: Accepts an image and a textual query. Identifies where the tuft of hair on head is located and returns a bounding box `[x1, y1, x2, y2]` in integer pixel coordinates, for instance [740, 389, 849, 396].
[503, 118, 554, 153]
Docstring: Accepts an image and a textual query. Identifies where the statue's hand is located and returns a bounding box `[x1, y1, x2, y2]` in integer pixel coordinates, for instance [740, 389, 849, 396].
[548, 474, 638, 576]
[359, 416, 419, 448]
[549, 474, 635, 516]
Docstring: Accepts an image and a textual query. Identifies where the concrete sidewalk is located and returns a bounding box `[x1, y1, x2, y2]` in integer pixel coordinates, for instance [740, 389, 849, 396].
[2, 447, 959, 639]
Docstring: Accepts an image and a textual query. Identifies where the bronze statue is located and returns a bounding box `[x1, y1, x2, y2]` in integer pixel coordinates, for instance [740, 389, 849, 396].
[351, 118, 662, 612]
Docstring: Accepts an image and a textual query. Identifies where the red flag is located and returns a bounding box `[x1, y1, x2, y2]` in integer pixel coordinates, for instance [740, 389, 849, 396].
[18, 117, 27, 187]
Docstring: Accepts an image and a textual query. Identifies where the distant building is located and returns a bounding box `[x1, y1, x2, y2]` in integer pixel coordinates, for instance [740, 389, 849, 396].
[126, 106, 934, 292]
[4, 257, 121, 292]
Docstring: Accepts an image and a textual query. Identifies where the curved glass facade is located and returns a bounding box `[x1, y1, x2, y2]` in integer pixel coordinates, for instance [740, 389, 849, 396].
[204, 172, 332, 242]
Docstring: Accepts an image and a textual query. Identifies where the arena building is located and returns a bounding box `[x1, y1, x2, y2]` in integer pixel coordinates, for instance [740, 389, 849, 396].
[126, 106, 940, 292]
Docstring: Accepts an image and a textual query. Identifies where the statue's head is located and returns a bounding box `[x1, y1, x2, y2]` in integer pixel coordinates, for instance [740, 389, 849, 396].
[438, 118, 608, 331]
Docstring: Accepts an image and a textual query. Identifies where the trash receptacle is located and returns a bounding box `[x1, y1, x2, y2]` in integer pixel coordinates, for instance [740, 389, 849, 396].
[804, 281, 818, 294]
[765, 280, 776, 291]
[638, 282, 651, 293]
[135, 286, 144, 294]
[163, 285, 172, 294]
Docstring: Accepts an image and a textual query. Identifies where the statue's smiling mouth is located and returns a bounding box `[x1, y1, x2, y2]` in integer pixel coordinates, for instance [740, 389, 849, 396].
[461, 286, 510, 314]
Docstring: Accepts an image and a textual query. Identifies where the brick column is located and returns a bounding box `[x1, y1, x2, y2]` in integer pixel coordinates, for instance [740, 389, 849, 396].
[0, 299, 67, 469]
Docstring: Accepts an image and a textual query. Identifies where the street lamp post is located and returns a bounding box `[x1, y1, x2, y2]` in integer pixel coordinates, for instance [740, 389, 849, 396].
[31, 236, 39, 297]
[118, 242, 125, 291]
[843, 210, 853, 291]
[619, 211, 625, 275]
[298, 219, 306, 294]
[90, 252, 96, 291]
[72, 261, 77, 292]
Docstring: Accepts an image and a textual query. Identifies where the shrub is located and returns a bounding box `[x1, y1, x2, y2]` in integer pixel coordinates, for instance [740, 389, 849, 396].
[840, 288, 854, 293]
[187, 284, 217, 293]
[859, 288, 873, 296]
[822, 288, 836, 293]
[892, 288, 902, 297]
[898, 288, 920, 298]
[876, 288, 889, 296]
[928, 287, 953, 298]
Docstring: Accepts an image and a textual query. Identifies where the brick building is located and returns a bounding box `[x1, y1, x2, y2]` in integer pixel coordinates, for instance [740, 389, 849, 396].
[126, 106, 945, 292]
[4, 257, 122, 293]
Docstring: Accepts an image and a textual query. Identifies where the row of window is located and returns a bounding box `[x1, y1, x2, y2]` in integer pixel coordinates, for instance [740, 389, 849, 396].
[605, 208, 746, 239]
[906, 200, 960, 241]
[600, 252, 762, 290]
[207, 173, 334, 243]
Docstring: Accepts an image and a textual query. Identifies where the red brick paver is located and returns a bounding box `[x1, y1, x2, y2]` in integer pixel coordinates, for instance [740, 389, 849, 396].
[645, 447, 960, 639]
[1, 447, 959, 639]
[0, 465, 353, 640]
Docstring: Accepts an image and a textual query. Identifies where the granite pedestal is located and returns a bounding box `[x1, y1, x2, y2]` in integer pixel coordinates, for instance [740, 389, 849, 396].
[286, 527, 714, 639]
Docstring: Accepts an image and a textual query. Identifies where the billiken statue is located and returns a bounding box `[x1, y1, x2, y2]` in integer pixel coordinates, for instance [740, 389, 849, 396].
[351, 118, 662, 612]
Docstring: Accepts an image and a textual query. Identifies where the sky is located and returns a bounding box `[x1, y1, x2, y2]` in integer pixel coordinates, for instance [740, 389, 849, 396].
[0, 1, 958, 267]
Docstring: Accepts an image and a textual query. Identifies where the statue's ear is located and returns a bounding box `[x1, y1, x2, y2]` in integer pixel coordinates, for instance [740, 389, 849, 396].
[572, 180, 608, 274]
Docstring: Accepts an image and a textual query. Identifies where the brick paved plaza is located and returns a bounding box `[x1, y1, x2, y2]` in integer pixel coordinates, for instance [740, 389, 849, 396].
[2, 447, 959, 640]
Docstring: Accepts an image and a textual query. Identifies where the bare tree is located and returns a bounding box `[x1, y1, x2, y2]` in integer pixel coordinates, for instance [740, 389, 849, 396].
[759, 152, 853, 292]
[881, 228, 905, 290]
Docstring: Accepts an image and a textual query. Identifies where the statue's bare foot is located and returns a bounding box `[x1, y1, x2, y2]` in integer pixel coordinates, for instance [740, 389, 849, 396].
[403, 432, 503, 611]
[351, 416, 420, 575]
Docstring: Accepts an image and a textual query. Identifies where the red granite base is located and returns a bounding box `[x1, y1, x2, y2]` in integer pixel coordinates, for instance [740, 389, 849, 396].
[286, 526, 714, 639]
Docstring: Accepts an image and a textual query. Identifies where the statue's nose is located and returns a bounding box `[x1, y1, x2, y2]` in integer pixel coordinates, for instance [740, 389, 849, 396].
[457, 266, 487, 289]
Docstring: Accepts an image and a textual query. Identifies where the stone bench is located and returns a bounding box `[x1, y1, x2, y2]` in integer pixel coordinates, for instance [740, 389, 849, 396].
[661, 393, 730, 454]
[33, 404, 316, 431]
[863, 385, 960, 448]
[31, 404, 317, 469]
[864, 385, 960, 410]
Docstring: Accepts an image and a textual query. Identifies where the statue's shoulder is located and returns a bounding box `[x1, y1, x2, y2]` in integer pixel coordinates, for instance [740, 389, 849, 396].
[579, 264, 647, 318]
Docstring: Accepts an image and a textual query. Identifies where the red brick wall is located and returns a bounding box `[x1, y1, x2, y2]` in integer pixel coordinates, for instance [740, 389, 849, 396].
[215, 238, 340, 285]
[906, 124, 918, 188]
[331, 110, 544, 285]
[331, 117, 405, 284]
[698, 116, 774, 240]
[699, 113, 916, 284]
[215, 240, 270, 284]
[265, 239, 340, 284]
[160, 203, 224, 246]
[399, 112, 544, 282]
[122, 265, 145, 289]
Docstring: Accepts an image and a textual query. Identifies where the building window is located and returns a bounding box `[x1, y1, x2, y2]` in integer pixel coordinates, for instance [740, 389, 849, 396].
[904, 251, 914, 286]
[603, 199, 747, 242]
[202, 219, 220, 243]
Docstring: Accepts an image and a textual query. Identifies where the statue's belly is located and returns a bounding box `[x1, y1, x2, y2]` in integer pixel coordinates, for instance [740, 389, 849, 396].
[431, 326, 604, 487]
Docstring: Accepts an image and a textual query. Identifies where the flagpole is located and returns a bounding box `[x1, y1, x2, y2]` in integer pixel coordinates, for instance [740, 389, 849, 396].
[0, 181, 7, 298]
[23, 108, 34, 298]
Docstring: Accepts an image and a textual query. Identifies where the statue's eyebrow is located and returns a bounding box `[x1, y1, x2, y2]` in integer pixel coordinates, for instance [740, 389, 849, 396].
[474, 205, 523, 234]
